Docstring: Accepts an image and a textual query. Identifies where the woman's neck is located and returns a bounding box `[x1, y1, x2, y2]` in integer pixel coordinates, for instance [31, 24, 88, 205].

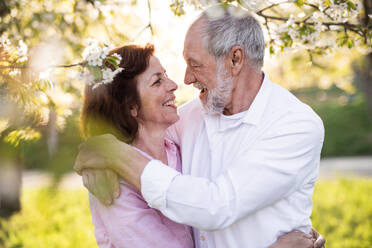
[132, 124, 168, 165]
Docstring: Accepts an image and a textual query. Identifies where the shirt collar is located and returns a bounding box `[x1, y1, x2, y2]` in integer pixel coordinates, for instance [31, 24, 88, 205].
[203, 73, 272, 132]
[239, 73, 272, 126]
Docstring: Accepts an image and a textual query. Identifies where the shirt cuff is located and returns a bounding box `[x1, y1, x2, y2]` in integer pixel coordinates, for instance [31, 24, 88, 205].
[141, 160, 180, 210]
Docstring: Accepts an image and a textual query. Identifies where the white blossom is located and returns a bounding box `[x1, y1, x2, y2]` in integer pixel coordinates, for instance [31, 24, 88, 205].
[82, 38, 106, 66]
[81, 39, 124, 89]
[9, 70, 20, 76]
[102, 67, 123, 84]
[17, 40, 28, 62]
[39, 69, 52, 81]
[111, 52, 122, 63]
[0, 37, 10, 48]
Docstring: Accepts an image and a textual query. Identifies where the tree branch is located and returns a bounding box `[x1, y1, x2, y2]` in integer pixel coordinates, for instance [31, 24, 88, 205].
[0, 63, 84, 70]
[131, 0, 154, 41]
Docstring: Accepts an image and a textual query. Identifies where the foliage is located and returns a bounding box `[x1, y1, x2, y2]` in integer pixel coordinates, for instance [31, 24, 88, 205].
[0, 0, 136, 150]
[0, 0, 370, 179]
[0, 178, 371, 247]
[314, 96, 372, 157]
[292, 86, 372, 157]
[22, 113, 82, 176]
[312, 178, 372, 247]
[0, 0, 370, 152]
[0, 188, 96, 248]
[172, 0, 372, 54]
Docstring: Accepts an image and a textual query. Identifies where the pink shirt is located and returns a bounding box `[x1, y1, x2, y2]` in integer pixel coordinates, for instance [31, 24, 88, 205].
[89, 138, 194, 248]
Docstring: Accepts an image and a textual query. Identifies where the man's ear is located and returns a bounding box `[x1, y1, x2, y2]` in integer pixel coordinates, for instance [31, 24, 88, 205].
[228, 46, 244, 76]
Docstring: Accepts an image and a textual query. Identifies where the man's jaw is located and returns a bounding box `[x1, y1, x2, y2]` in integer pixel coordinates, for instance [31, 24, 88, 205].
[193, 82, 208, 100]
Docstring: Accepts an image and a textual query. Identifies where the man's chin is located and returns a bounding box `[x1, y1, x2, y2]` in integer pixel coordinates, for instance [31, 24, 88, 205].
[199, 91, 207, 104]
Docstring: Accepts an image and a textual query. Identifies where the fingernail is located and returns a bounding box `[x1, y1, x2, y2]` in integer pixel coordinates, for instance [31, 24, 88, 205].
[114, 190, 120, 198]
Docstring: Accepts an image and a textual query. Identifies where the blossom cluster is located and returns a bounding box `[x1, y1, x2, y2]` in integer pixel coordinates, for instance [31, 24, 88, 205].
[82, 38, 112, 66]
[17, 40, 28, 62]
[272, 0, 363, 52]
[0, 38, 28, 63]
[81, 38, 123, 89]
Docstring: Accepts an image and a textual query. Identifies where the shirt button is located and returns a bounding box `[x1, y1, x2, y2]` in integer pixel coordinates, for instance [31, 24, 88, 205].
[200, 235, 205, 241]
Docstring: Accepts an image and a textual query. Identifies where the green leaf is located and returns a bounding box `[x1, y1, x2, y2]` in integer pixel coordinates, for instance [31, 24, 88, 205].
[269, 45, 275, 55]
[106, 56, 119, 69]
[323, 0, 331, 8]
[87, 65, 102, 80]
[347, 1, 356, 10]
[295, 0, 304, 7]
[347, 38, 354, 48]
[4, 127, 41, 147]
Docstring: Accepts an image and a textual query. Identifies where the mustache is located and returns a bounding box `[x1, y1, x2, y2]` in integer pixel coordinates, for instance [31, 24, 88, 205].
[193, 82, 208, 90]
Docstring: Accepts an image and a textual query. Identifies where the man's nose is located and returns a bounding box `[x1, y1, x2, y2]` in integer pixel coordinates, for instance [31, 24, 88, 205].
[184, 67, 196, 85]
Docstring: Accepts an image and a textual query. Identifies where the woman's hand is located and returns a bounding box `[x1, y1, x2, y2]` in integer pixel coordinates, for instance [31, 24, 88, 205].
[269, 229, 325, 248]
[82, 168, 120, 205]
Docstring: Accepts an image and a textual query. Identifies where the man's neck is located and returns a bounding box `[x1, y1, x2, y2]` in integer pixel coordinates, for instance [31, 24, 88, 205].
[223, 70, 264, 116]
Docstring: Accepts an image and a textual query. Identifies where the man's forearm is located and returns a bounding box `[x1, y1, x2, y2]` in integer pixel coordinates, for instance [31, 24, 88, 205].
[112, 145, 149, 190]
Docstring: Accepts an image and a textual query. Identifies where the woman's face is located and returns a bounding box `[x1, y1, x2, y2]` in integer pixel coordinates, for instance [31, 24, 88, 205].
[133, 56, 179, 128]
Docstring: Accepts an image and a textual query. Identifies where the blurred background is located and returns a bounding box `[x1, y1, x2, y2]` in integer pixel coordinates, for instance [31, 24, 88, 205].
[0, 0, 371, 247]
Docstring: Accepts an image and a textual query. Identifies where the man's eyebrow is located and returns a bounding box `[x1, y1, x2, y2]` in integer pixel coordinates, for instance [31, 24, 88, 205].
[187, 58, 200, 64]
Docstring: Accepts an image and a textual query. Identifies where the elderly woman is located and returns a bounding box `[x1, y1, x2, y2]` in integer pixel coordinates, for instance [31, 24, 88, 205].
[79, 44, 321, 248]
[81, 44, 193, 248]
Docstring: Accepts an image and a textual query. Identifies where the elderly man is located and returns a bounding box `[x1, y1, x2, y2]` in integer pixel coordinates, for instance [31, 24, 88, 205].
[76, 4, 325, 248]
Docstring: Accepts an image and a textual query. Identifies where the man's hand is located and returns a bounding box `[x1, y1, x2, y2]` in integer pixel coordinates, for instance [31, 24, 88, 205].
[74, 134, 149, 190]
[74, 134, 122, 174]
[311, 228, 326, 248]
[82, 168, 120, 206]
[269, 229, 325, 248]
[269, 232, 313, 248]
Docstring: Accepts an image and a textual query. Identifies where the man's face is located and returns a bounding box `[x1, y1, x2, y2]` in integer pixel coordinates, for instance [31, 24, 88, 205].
[183, 23, 233, 114]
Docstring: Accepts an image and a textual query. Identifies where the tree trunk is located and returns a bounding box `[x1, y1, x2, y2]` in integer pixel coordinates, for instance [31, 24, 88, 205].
[364, 53, 372, 117]
[0, 159, 21, 218]
[353, 52, 372, 117]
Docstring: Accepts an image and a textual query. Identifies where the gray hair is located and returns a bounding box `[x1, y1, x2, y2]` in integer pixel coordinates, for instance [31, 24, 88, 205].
[198, 4, 265, 70]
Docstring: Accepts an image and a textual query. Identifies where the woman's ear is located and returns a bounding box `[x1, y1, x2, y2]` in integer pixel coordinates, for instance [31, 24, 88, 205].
[130, 105, 138, 117]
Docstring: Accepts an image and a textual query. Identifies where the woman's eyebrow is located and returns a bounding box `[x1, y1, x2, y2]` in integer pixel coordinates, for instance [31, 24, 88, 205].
[149, 72, 163, 82]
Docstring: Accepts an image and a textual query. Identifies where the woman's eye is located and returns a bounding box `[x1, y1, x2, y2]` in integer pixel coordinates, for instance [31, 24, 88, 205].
[152, 79, 161, 86]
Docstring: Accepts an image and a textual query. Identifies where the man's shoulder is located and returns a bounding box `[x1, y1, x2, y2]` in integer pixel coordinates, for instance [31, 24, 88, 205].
[265, 81, 324, 131]
[178, 97, 203, 116]
[177, 97, 205, 124]
[165, 98, 204, 144]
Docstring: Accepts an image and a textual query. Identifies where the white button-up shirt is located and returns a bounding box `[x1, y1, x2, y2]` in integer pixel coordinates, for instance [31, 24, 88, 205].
[141, 75, 324, 248]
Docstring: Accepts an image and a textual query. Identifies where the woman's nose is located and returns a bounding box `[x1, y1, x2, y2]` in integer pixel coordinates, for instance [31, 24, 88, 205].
[166, 78, 178, 92]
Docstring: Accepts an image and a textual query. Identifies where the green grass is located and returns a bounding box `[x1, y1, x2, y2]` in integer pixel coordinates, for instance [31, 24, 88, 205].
[1, 179, 371, 248]
[312, 178, 372, 248]
[0, 188, 97, 248]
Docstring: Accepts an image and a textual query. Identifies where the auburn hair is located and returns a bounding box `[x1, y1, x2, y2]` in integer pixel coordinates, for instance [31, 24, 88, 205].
[80, 44, 154, 143]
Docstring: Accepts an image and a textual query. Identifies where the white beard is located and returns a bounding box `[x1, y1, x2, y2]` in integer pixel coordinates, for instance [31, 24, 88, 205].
[203, 62, 233, 115]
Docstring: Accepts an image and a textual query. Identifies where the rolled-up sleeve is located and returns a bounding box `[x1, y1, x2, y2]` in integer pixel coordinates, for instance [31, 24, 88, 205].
[141, 113, 324, 231]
